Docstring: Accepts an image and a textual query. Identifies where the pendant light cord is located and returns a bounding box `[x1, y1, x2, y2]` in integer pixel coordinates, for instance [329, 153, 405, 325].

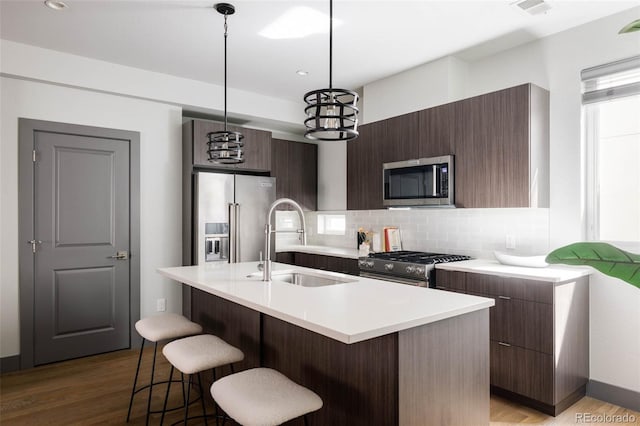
[329, 0, 333, 90]
[224, 13, 229, 131]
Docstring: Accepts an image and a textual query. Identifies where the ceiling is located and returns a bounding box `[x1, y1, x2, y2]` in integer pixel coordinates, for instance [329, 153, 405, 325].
[0, 0, 637, 104]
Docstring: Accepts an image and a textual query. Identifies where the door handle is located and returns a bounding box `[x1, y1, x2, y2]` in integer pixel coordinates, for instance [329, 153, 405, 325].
[108, 251, 129, 260]
[228, 203, 235, 263]
[234, 203, 240, 261]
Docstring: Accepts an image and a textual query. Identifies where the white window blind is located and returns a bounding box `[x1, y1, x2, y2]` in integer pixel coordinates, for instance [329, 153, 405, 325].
[582, 56, 640, 242]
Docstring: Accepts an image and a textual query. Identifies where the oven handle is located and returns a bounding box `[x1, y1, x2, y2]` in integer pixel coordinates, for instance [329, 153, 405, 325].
[359, 271, 428, 287]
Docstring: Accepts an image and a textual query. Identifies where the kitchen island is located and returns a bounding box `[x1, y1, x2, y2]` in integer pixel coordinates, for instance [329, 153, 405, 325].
[159, 261, 494, 425]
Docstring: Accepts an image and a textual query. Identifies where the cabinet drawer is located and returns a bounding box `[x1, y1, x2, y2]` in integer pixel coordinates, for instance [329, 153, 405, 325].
[434, 270, 466, 292]
[466, 273, 553, 304]
[490, 298, 553, 354]
[490, 341, 553, 404]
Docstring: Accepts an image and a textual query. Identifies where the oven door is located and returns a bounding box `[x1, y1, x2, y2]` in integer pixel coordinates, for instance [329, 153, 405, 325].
[360, 271, 428, 287]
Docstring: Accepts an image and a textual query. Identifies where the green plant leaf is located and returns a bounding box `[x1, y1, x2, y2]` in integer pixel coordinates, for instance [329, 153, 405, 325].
[546, 242, 640, 289]
[619, 19, 640, 34]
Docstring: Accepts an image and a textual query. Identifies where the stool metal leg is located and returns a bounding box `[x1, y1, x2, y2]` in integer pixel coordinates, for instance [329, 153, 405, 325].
[126, 338, 146, 422]
[197, 372, 208, 426]
[160, 365, 175, 426]
[181, 372, 186, 405]
[145, 341, 159, 426]
[212, 368, 220, 426]
[183, 374, 194, 425]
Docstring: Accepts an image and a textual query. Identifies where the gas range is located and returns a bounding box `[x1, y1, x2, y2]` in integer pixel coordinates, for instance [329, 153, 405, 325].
[358, 250, 471, 287]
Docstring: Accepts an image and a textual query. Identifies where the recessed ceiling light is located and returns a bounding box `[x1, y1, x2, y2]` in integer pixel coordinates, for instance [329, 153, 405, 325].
[296, 70, 309, 76]
[259, 6, 342, 40]
[44, 1, 68, 10]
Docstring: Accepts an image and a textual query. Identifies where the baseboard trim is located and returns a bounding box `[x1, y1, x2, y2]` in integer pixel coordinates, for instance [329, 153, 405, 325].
[0, 355, 21, 373]
[587, 379, 640, 412]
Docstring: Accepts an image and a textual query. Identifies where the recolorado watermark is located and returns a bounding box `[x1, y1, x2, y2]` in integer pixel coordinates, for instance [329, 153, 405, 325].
[576, 412, 637, 424]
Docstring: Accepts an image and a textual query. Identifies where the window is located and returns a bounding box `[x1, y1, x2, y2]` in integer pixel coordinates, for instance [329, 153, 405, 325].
[317, 214, 346, 235]
[582, 56, 640, 242]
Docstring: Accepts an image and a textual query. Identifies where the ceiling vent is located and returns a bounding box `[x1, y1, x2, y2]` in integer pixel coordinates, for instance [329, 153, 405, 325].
[513, 0, 552, 15]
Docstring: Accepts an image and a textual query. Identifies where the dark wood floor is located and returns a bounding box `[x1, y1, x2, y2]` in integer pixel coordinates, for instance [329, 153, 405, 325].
[1, 347, 638, 425]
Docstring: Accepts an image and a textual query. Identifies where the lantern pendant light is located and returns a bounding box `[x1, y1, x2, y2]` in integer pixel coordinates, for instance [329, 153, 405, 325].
[207, 3, 244, 164]
[303, 0, 359, 141]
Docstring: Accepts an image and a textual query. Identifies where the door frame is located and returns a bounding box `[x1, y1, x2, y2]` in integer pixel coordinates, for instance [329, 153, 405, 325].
[18, 118, 141, 369]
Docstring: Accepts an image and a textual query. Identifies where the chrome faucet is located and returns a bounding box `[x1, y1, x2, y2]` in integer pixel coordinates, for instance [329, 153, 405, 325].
[262, 198, 307, 282]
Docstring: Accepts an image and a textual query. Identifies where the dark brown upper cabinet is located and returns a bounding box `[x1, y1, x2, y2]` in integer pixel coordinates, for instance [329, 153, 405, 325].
[454, 84, 549, 208]
[271, 139, 317, 211]
[185, 119, 272, 172]
[346, 83, 549, 209]
[347, 119, 386, 210]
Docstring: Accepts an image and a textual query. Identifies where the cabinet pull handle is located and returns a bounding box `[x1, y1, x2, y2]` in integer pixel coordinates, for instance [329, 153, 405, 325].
[436, 286, 447, 289]
[498, 342, 511, 347]
[498, 295, 511, 300]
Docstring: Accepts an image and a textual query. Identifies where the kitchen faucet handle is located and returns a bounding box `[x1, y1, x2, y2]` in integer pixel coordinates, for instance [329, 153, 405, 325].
[257, 251, 264, 271]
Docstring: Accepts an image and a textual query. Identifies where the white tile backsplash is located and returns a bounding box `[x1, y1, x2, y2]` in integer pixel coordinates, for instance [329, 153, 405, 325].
[305, 208, 550, 260]
[274, 210, 305, 246]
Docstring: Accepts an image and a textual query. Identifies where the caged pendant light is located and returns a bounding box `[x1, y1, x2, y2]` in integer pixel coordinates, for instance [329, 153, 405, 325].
[207, 3, 244, 164]
[303, 0, 359, 141]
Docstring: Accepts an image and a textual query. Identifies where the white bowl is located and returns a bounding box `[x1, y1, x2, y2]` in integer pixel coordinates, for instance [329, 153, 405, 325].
[494, 251, 549, 268]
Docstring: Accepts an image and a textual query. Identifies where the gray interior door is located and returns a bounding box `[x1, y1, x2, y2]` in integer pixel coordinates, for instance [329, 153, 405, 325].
[33, 130, 130, 365]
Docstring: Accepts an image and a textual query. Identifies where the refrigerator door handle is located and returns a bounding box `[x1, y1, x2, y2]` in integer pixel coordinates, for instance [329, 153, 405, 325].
[228, 203, 236, 263]
[234, 203, 240, 261]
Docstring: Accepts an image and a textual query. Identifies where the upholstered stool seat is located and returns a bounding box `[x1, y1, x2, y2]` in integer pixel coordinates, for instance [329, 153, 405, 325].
[135, 313, 203, 342]
[160, 334, 245, 425]
[211, 368, 323, 426]
[126, 313, 203, 425]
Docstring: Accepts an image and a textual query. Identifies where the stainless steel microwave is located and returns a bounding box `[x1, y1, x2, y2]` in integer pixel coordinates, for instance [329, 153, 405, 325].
[383, 155, 454, 207]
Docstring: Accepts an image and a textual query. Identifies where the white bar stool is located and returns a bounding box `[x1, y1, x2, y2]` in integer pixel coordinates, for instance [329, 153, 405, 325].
[211, 368, 323, 426]
[160, 334, 245, 425]
[126, 313, 203, 425]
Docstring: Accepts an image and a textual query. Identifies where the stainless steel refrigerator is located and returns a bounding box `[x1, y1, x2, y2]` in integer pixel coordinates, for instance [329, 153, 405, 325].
[194, 172, 275, 265]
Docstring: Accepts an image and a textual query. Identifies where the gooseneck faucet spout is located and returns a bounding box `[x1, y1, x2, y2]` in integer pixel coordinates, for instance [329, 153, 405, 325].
[263, 198, 307, 281]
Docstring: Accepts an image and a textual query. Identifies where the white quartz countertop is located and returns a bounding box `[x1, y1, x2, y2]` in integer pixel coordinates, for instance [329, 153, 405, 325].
[436, 259, 590, 282]
[158, 262, 493, 344]
[276, 244, 359, 259]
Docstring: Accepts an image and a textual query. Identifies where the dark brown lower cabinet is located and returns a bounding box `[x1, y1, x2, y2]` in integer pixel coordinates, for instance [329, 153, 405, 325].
[435, 269, 589, 416]
[276, 251, 359, 276]
[490, 341, 554, 405]
[190, 287, 490, 425]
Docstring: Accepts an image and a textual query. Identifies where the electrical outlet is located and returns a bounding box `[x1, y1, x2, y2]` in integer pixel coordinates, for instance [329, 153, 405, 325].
[156, 298, 166, 312]
[505, 234, 516, 250]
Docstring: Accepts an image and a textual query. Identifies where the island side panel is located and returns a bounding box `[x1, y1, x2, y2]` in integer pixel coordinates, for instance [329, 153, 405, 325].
[399, 309, 490, 426]
[262, 315, 399, 426]
[190, 288, 261, 371]
[554, 276, 589, 411]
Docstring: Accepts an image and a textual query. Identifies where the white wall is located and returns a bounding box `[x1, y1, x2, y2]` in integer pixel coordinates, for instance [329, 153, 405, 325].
[317, 142, 347, 210]
[0, 40, 303, 129]
[336, 7, 640, 392]
[363, 56, 468, 123]
[0, 77, 183, 357]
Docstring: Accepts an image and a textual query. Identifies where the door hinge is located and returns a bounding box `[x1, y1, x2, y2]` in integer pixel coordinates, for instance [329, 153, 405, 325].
[28, 240, 42, 253]
[32, 150, 37, 162]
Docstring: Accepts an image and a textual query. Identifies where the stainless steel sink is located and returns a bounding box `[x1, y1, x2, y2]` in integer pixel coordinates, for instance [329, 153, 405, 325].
[247, 270, 357, 287]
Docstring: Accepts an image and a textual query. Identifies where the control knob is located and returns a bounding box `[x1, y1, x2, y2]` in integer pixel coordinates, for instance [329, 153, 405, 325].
[415, 266, 425, 276]
[405, 265, 415, 274]
[384, 263, 394, 271]
[366, 261, 374, 268]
